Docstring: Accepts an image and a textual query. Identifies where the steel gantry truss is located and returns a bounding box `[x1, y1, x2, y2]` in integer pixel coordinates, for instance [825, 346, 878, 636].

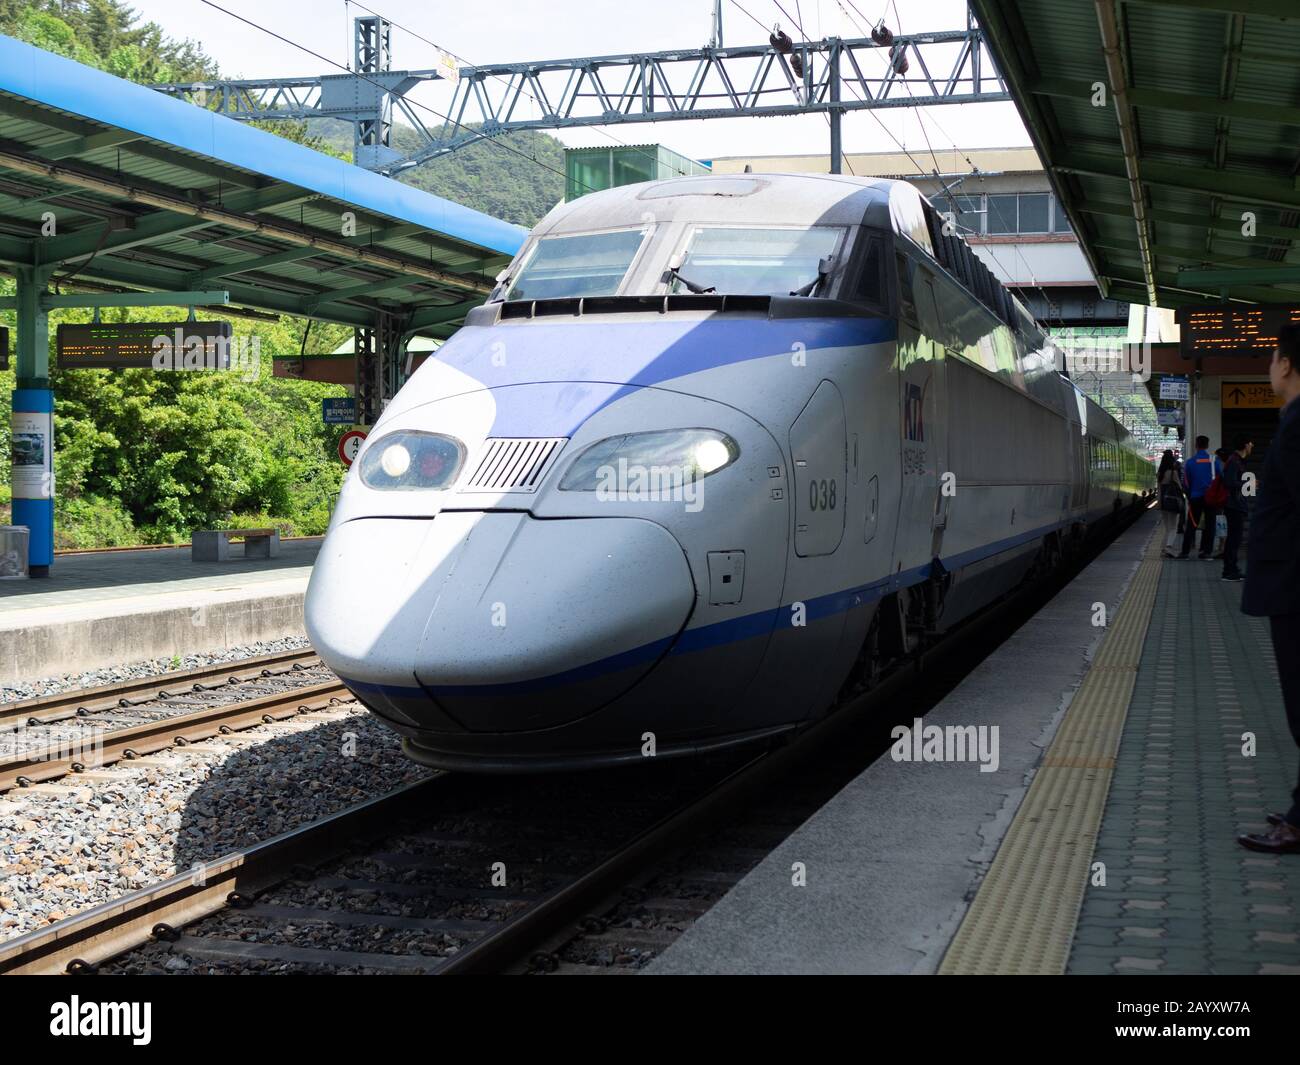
[152, 14, 1006, 176]
[153, 16, 456, 170]
[392, 23, 1006, 174]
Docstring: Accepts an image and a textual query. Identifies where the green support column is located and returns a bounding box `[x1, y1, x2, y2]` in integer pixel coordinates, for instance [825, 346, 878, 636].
[11, 266, 54, 576]
[14, 266, 50, 387]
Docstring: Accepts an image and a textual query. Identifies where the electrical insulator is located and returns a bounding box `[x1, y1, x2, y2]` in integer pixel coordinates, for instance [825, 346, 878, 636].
[871, 23, 894, 47]
[791, 52, 804, 77]
[770, 27, 794, 54]
[890, 44, 909, 75]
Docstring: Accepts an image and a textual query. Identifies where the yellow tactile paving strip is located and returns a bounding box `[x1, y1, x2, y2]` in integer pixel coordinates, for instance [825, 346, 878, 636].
[939, 527, 1164, 974]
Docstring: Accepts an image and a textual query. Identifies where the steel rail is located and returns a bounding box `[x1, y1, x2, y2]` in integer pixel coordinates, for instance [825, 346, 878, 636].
[0, 776, 444, 976]
[0, 649, 322, 730]
[0, 678, 350, 792]
[434, 749, 782, 974]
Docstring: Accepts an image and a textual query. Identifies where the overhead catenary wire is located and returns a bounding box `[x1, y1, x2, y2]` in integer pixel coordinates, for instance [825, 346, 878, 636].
[754, 0, 1054, 339]
[825, 0, 1045, 327]
[876, 0, 1039, 311]
[735, 0, 954, 191]
[761, 0, 936, 182]
[205, 0, 1035, 296]
[830, 6, 1012, 243]
[343, 0, 694, 178]
[197, 0, 602, 195]
[738, 0, 1038, 307]
[769, 0, 856, 175]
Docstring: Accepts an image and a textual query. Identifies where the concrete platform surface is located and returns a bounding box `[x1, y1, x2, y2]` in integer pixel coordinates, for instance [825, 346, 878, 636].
[650, 514, 1157, 975]
[1068, 552, 1300, 975]
[0, 540, 319, 686]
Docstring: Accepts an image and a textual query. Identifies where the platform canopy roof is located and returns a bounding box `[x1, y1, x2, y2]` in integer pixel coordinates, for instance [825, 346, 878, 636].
[0, 35, 526, 335]
[971, 0, 1300, 308]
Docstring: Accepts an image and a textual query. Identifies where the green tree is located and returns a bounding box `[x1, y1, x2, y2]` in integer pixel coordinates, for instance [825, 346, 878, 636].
[309, 119, 565, 227]
[0, 2, 353, 546]
[1, 2, 563, 548]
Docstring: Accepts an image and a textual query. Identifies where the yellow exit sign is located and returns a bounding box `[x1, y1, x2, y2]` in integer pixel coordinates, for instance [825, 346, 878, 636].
[1223, 381, 1281, 409]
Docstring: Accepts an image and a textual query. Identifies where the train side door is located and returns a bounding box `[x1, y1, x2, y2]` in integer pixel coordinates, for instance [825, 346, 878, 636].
[790, 380, 847, 557]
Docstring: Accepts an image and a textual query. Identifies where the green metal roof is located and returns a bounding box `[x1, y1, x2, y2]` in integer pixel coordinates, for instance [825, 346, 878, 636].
[0, 35, 525, 335]
[971, 0, 1300, 307]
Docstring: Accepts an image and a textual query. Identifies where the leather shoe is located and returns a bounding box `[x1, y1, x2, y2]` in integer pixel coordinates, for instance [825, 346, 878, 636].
[1267, 812, 1289, 827]
[1239, 820, 1300, 853]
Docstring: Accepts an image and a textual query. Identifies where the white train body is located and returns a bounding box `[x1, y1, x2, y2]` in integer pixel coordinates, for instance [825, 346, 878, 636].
[305, 173, 1153, 771]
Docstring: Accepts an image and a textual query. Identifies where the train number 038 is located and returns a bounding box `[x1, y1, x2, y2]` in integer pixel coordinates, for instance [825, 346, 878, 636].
[809, 479, 837, 511]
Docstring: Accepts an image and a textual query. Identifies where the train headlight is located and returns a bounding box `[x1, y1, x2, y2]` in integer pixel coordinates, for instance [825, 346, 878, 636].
[559, 428, 740, 490]
[379, 443, 411, 478]
[691, 437, 733, 474]
[359, 431, 465, 491]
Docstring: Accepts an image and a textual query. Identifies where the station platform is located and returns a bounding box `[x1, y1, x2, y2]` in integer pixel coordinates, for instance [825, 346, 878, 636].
[0, 539, 320, 688]
[651, 511, 1300, 975]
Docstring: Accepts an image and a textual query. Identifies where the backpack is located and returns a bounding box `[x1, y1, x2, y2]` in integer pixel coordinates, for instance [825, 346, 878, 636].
[1204, 467, 1229, 509]
[1160, 477, 1182, 513]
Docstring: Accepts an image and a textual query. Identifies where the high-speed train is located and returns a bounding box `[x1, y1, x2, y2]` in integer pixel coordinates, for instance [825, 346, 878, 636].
[305, 173, 1154, 772]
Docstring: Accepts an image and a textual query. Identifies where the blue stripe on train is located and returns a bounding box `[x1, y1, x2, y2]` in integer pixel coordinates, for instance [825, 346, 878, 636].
[338, 516, 1065, 700]
[431, 316, 897, 437]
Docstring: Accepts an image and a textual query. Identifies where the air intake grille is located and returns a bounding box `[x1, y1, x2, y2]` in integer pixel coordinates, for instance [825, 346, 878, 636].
[463, 437, 567, 493]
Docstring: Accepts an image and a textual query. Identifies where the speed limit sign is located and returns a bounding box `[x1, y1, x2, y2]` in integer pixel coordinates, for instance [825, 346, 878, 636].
[338, 429, 367, 467]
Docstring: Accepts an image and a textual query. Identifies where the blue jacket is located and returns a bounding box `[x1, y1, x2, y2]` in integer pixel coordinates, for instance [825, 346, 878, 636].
[1183, 450, 1221, 499]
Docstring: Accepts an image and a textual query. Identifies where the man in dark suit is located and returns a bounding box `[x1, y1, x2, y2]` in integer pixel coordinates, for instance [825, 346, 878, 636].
[1239, 324, 1300, 853]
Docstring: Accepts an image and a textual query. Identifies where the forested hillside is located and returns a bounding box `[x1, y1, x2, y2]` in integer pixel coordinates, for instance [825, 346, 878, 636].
[0, 1, 560, 547]
[310, 120, 564, 229]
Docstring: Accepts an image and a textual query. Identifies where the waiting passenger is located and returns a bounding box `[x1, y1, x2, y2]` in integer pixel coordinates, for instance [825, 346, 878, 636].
[1213, 447, 1232, 559]
[1220, 435, 1253, 582]
[1238, 324, 1300, 854]
[1177, 435, 1220, 560]
[1156, 450, 1184, 558]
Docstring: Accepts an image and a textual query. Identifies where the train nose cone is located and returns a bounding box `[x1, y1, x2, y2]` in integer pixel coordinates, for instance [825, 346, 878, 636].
[306, 513, 695, 733]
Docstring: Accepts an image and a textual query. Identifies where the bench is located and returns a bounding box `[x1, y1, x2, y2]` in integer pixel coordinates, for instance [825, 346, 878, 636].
[192, 527, 280, 562]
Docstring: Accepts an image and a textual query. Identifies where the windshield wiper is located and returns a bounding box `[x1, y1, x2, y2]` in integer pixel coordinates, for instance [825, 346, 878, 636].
[668, 266, 716, 294]
[789, 255, 836, 297]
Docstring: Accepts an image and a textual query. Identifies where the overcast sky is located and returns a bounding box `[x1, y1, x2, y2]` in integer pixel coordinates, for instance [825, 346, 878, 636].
[126, 0, 1032, 163]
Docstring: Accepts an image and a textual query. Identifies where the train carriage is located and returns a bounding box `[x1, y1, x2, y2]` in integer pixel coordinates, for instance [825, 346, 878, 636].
[305, 173, 1154, 771]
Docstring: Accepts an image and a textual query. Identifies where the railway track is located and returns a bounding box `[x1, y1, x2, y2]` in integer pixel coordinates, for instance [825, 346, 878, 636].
[2, 738, 823, 975]
[0, 649, 322, 729]
[0, 680, 352, 792]
[0, 650, 345, 792]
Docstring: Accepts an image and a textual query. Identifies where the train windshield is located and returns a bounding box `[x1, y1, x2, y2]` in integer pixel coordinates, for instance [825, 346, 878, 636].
[505, 229, 647, 300]
[669, 226, 843, 296]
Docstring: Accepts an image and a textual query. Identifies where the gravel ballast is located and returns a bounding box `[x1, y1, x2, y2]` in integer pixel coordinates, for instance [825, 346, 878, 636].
[0, 638, 431, 941]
